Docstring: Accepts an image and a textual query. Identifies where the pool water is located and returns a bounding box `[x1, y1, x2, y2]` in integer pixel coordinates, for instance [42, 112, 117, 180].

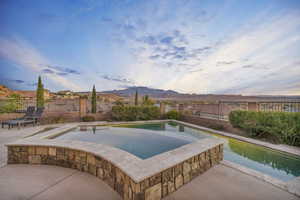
[116, 122, 300, 181]
[53, 126, 195, 159]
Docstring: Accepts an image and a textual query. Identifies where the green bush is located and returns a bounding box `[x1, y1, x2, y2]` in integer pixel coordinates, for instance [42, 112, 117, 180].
[229, 110, 300, 146]
[81, 115, 95, 122]
[111, 105, 160, 121]
[0, 94, 21, 113]
[164, 110, 182, 120]
[50, 116, 65, 124]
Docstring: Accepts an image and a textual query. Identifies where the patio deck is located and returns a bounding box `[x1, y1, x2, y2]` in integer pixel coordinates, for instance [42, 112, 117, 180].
[0, 164, 298, 200]
[0, 124, 299, 200]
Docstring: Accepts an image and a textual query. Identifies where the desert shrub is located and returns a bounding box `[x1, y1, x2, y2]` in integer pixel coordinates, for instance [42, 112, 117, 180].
[229, 110, 300, 146]
[141, 95, 155, 106]
[164, 110, 182, 120]
[207, 123, 225, 131]
[81, 115, 95, 122]
[111, 105, 160, 121]
[50, 116, 65, 124]
[0, 94, 21, 113]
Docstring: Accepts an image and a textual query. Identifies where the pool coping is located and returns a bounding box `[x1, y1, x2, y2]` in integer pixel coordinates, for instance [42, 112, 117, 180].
[6, 120, 224, 183]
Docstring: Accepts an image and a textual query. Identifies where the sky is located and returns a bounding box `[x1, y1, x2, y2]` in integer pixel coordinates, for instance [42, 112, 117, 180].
[0, 0, 300, 95]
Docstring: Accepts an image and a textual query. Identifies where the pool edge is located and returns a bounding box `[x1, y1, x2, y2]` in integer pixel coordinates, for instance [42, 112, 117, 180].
[172, 120, 300, 157]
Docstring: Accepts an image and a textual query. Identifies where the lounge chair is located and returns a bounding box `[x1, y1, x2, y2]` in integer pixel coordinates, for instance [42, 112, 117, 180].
[17, 106, 35, 119]
[27, 107, 44, 124]
[1, 107, 44, 129]
[1, 119, 36, 129]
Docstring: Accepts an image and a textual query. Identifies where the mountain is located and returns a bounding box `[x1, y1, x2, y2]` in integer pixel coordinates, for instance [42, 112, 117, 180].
[102, 86, 179, 98]
[103, 86, 300, 102]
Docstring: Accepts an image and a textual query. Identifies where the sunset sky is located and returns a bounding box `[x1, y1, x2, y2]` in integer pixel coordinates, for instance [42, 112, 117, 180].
[0, 0, 299, 95]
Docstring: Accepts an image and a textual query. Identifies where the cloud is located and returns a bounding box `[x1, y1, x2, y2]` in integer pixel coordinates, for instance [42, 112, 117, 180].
[241, 65, 254, 69]
[100, 74, 135, 85]
[149, 55, 160, 60]
[162, 10, 300, 95]
[139, 36, 157, 45]
[132, 30, 212, 71]
[42, 68, 55, 74]
[2, 1, 299, 95]
[118, 84, 131, 89]
[43, 65, 81, 75]
[0, 37, 83, 91]
[160, 36, 173, 45]
[57, 72, 68, 76]
[10, 79, 25, 84]
[3, 79, 38, 88]
[216, 61, 235, 66]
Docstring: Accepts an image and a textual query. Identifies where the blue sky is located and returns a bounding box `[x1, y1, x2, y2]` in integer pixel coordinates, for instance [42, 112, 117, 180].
[0, 0, 299, 95]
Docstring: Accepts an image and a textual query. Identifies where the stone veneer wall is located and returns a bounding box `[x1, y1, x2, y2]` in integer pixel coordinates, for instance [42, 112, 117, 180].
[7, 144, 223, 200]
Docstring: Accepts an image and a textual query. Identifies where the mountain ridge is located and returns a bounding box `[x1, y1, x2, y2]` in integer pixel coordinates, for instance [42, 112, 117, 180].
[102, 86, 300, 102]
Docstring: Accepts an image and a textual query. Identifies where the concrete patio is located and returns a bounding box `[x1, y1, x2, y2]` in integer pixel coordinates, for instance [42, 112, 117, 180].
[0, 164, 298, 200]
[0, 125, 299, 200]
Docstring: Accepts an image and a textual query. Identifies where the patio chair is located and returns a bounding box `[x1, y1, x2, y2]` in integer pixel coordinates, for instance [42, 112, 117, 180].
[1, 119, 36, 129]
[27, 107, 44, 124]
[1, 107, 43, 129]
[17, 106, 35, 119]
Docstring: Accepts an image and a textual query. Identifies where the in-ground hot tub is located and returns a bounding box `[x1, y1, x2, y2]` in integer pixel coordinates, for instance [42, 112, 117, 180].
[52, 126, 201, 159]
[6, 121, 224, 200]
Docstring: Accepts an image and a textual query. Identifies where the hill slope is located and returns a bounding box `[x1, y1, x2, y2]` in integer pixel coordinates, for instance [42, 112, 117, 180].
[103, 86, 300, 102]
[0, 85, 12, 98]
[103, 86, 179, 98]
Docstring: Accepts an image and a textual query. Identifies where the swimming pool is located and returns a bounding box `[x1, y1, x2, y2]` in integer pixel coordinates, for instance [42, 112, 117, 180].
[53, 121, 300, 181]
[116, 122, 300, 181]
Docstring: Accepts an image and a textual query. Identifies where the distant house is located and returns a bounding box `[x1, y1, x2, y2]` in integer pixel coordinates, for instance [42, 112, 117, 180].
[54, 90, 79, 99]
[57, 90, 73, 96]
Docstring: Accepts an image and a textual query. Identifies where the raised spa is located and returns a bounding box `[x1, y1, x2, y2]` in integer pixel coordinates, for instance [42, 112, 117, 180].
[52, 126, 199, 159]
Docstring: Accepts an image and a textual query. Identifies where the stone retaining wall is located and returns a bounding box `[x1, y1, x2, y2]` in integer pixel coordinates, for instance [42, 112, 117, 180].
[7, 144, 223, 200]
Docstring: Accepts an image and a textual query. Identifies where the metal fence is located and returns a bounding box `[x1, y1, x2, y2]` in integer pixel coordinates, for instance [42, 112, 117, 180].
[258, 102, 300, 112]
[182, 101, 300, 121]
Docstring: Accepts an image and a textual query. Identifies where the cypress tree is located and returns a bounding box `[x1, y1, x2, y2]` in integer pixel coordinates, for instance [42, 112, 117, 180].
[91, 85, 97, 113]
[36, 76, 44, 108]
[144, 95, 149, 102]
[134, 90, 138, 106]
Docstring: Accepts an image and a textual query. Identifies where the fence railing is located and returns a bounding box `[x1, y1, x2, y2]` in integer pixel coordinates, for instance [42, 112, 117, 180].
[191, 112, 228, 121]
